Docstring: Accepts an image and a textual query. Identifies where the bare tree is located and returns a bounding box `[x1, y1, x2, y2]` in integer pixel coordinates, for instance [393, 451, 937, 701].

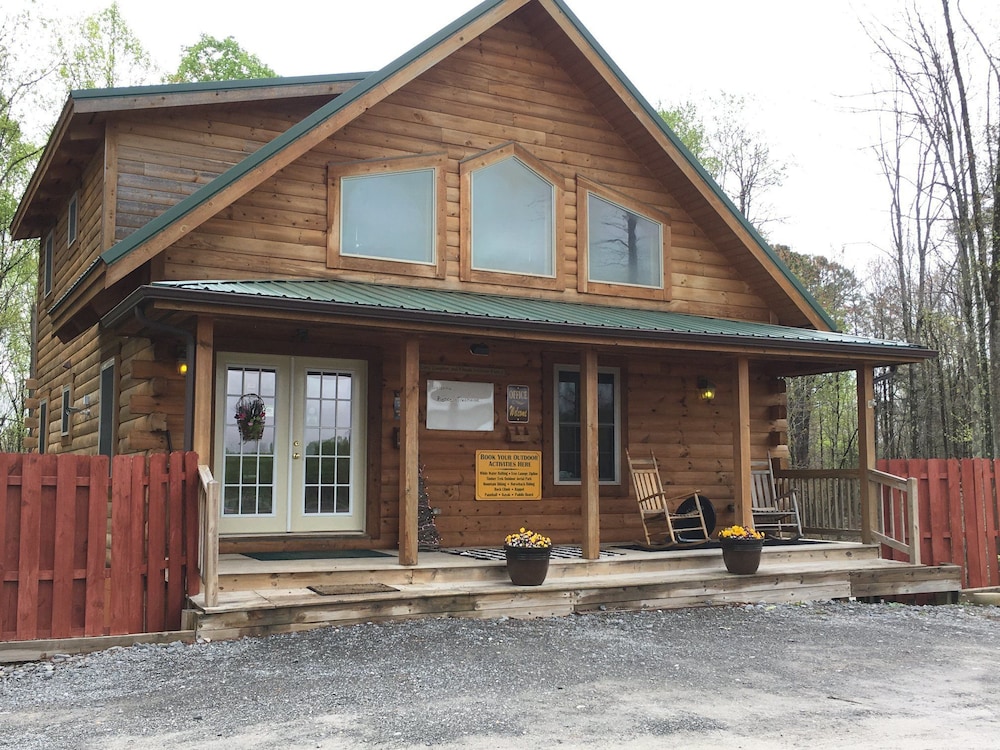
[708, 94, 787, 234]
[866, 0, 1000, 457]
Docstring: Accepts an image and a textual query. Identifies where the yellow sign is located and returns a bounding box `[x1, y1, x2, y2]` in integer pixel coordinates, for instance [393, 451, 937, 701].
[475, 450, 542, 501]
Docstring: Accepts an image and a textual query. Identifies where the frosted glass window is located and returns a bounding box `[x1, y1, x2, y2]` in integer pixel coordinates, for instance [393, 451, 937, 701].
[588, 193, 662, 288]
[471, 157, 554, 276]
[341, 169, 435, 264]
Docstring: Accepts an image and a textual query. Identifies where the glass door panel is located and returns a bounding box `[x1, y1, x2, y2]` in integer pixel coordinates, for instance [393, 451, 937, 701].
[218, 363, 285, 534]
[291, 362, 366, 532]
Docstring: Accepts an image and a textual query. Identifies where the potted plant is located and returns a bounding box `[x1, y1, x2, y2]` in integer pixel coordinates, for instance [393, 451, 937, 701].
[718, 524, 765, 575]
[235, 394, 266, 443]
[503, 527, 552, 586]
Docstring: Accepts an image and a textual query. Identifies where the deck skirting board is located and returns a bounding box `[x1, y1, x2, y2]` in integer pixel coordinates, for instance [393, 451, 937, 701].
[187, 548, 962, 641]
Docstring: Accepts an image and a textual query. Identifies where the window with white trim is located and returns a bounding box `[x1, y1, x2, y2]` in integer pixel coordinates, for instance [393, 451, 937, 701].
[60, 386, 72, 436]
[38, 400, 48, 454]
[67, 192, 79, 247]
[553, 366, 620, 484]
[43, 232, 54, 296]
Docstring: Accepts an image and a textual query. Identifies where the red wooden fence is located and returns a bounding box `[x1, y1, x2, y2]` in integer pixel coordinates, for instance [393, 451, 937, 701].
[879, 458, 1000, 588]
[0, 452, 200, 642]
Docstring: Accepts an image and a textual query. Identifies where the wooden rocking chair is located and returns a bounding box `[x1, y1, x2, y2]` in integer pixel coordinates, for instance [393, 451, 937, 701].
[627, 449, 710, 548]
[750, 453, 803, 539]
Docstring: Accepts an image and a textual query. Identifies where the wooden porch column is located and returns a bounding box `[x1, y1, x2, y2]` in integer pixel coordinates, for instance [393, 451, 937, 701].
[192, 316, 214, 462]
[732, 357, 753, 527]
[398, 337, 420, 566]
[857, 364, 877, 544]
[579, 348, 600, 559]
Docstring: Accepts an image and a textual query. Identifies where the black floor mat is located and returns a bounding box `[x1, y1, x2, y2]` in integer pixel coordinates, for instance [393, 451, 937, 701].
[245, 549, 393, 561]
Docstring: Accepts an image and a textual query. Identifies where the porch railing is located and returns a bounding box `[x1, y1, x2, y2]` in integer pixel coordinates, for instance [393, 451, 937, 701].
[198, 464, 220, 607]
[776, 466, 920, 563]
[868, 469, 921, 565]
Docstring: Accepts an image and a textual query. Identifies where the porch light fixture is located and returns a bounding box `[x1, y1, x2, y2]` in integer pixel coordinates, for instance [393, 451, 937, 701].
[469, 343, 490, 356]
[697, 377, 716, 403]
[177, 359, 188, 376]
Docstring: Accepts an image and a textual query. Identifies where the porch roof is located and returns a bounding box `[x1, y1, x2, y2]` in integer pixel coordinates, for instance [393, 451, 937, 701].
[125, 279, 935, 367]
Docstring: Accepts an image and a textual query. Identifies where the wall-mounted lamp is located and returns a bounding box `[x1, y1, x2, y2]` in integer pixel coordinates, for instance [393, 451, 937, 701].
[65, 395, 91, 418]
[177, 359, 189, 376]
[469, 342, 490, 356]
[697, 377, 716, 403]
[392, 390, 400, 420]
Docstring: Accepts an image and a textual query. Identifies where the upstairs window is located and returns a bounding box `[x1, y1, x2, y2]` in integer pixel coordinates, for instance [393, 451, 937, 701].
[577, 176, 670, 301]
[328, 154, 446, 279]
[67, 192, 79, 247]
[460, 143, 564, 290]
[43, 232, 54, 296]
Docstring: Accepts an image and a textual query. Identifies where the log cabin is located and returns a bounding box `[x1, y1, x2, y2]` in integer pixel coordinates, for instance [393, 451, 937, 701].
[13, 0, 935, 580]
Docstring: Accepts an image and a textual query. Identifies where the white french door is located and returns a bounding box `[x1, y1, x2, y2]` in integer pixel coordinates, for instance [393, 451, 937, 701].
[216, 354, 367, 535]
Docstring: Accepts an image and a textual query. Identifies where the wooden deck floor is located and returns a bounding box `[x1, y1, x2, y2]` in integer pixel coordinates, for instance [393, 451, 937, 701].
[185, 542, 963, 641]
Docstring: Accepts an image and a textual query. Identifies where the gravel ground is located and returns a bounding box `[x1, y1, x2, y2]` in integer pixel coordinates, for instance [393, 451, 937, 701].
[1, 601, 998, 749]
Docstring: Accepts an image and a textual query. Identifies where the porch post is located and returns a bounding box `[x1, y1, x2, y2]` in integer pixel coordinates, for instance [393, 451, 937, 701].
[399, 336, 420, 566]
[192, 316, 214, 462]
[580, 348, 600, 559]
[733, 357, 753, 527]
[857, 364, 877, 544]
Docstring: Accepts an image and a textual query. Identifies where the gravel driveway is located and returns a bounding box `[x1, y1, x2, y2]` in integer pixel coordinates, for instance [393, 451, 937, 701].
[1, 601, 998, 749]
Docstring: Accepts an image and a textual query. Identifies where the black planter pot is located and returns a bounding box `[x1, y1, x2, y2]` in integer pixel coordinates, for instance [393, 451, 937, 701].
[720, 538, 764, 575]
[504, 545, 551, 586]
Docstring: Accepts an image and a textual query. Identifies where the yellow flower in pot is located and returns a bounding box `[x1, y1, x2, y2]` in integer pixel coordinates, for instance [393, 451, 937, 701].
[503, 528, 552, 586]
[718, 524, 765, 575]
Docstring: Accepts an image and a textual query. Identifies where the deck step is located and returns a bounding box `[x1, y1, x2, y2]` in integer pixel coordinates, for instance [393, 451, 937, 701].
[188, 551, 962, 641]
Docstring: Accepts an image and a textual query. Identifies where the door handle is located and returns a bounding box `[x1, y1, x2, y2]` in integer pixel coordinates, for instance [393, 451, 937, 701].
[293, 452, 301, 460]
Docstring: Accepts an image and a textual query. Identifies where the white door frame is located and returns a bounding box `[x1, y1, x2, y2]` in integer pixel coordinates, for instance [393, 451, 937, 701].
[215, 353, 367, 535]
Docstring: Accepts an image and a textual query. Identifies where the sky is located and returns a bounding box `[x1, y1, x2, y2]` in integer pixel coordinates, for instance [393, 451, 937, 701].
[16, 0, 1000, 272]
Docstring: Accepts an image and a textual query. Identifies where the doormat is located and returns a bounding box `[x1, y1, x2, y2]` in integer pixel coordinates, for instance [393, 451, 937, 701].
[440, 545, 625, 561]
[245, 550, 393, 561]
[617, 538, 826, 552]
[308, 583, 398, 596]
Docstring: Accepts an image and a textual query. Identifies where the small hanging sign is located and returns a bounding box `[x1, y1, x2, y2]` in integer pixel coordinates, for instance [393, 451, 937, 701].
[507, 384, 529, 423]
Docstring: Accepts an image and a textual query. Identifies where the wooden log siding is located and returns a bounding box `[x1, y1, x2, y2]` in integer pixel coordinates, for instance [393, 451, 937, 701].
[370, 340, 780, 550]
[156, 13, 771, 323]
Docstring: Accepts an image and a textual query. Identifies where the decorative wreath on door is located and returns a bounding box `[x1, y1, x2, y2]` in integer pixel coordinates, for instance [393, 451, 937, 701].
[235, 393, 266, 443]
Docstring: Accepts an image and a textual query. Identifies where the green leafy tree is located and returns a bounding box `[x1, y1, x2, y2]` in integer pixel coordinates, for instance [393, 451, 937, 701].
[659, 95, 786, 234]
[0, 9, 45, 451]
[775, 245, 864, 468]
[57, 2, 155, 89]
[166, 35, 276, 83]
[657, 101, 720, 177]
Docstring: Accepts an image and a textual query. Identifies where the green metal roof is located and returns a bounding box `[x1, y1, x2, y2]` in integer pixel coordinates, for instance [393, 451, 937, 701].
[84, 0, 837, 332]
[70, 72, 370, 102]
[139, 279, 933, 361]
[97, 0, 501, 269]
